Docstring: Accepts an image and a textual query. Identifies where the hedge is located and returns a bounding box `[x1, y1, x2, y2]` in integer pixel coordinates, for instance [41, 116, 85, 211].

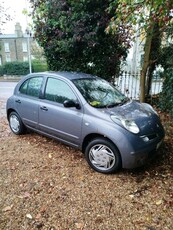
[0, 60, 48, 76]
[159, 68, 173, 116]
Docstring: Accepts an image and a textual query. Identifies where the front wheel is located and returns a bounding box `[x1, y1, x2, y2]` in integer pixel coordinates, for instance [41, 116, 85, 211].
[85, 138, 122, 174]
[9, 111, 25, 135]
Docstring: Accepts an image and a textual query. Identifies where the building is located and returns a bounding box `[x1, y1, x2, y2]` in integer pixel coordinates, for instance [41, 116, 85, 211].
[0, 23, 33, 66]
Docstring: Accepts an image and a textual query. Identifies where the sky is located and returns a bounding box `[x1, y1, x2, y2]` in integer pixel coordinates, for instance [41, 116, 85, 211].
[2, 0, 31, 34]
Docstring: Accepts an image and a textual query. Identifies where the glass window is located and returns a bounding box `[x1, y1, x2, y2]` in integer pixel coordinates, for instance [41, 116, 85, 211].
[5, 53, 11, 62]
[19, 80, 28, 94]
[23, 56, 28, 61]
[45, 78, 77, 103]
[22, 42, 27, 52]
[73, 78, 127, 108]
[4, 43, 10, 52]
[19, 77, 43, 98]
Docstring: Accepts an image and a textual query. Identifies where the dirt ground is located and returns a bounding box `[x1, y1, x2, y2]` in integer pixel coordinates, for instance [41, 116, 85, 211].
[0, 99, 173, 230]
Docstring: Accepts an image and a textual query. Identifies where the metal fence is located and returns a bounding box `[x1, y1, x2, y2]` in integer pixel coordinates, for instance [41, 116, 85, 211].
[114, 71, 163, 100]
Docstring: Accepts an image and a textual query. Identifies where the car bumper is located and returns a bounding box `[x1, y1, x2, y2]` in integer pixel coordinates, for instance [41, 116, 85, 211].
[121, 138, 164, 169]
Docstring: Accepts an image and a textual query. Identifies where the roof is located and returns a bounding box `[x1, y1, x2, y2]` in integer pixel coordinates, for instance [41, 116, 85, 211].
[0, 34, 33, 39]
[28, 71, 97, 80]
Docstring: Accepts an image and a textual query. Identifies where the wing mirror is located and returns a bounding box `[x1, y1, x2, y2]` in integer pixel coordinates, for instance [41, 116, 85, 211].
[63, 100, 81, 109]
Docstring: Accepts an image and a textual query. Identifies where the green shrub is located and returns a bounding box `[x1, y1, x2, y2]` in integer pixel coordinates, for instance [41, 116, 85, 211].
[3, 61, 30, 75]
[32, 60, 48, 72]
[0, 65, 4, 76]
[159, 68, 173, 116]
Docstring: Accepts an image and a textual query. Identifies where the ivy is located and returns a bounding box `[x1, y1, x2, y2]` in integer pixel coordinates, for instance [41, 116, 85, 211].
[159, 69, 173, 116]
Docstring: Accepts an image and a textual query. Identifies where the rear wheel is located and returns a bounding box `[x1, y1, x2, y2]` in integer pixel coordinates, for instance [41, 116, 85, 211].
[85, 138, 122, 174]
[9, 111, 25, 135]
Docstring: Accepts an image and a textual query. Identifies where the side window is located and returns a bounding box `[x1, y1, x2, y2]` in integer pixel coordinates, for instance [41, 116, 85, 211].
[19, 77, 43, 98]
[45, 78, 77, 103]
[19, 80, 28, 94]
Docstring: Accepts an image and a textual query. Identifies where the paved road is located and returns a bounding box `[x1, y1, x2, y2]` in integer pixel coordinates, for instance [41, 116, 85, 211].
[0, 82, 17, 118]
[0, 82, 17, 99]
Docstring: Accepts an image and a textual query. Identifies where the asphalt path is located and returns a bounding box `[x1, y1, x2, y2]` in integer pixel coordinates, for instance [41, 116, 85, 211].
[0, 81, 17, 118]
[0, 81, 17, 99]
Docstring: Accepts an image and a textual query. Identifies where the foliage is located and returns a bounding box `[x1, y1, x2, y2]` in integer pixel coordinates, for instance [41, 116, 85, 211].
[107, 0, 173, 101]
[107, 0, 173, 43]
[32, 59, 48, 72]
[31, 42, 46, 60]
[159, 44, 173, 70]
[2, 62, 30, 75]
[0, 65, 3, 76]
[0, 61, 48, 75]
[0, 2, 12, 33]
[159, 69, 173, 116]
[29, 0, 128, 81]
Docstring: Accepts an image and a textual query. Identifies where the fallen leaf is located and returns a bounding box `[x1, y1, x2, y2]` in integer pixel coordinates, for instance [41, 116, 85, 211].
[48, 153, 52, 158]
[2, 205, 13, 212]
[75, 222, 84, 229]
[26, 213, 33, 219]
[155, 200, 162, 205]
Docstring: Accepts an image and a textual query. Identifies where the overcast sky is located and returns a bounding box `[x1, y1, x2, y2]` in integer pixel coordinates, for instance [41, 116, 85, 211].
[2, 0, 31, 34]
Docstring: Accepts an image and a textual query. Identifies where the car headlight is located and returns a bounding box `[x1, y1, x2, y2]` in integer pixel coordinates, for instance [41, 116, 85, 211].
[111, 115, 140, 134]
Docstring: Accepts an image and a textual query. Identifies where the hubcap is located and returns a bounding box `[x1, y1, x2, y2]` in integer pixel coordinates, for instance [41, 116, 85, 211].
[89, 144, 115, 171]
[10, 115, 20, 133]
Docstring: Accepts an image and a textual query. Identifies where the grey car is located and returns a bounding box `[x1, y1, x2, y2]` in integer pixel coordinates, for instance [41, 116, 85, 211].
[6, 71, 165, 174]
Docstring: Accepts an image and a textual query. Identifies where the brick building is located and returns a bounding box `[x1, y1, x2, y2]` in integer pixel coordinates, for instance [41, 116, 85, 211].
[0, 23, 34, 65]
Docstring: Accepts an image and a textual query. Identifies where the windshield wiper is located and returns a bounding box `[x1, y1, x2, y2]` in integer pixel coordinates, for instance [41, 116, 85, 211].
[119, 97, 129, 105]
[106, 98, 129, 108]
[106, 103, 121, 108]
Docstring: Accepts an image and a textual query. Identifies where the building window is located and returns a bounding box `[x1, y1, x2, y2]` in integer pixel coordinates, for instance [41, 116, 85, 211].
[4, 43, 10, 52]
[23, 56, 28, 61]
[22, 42, 28, 52]
[6, 53, 11, 62]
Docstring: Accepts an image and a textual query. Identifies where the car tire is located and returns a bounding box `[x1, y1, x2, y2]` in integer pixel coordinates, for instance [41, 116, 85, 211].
[85, 138, 122, 174]
[9, 111, 25, 135]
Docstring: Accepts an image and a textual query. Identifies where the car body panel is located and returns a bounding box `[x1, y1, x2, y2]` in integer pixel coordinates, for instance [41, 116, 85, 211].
[38, 100, 83, 146]
[6, 71, 165, 170]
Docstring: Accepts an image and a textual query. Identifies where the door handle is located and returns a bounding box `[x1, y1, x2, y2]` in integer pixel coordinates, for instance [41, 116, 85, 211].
[15, 99, 21, 103]
[40, 106, 48, 111]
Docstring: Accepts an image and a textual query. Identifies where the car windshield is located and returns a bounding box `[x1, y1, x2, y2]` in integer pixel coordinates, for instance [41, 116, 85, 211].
[73, 77, 128, 108]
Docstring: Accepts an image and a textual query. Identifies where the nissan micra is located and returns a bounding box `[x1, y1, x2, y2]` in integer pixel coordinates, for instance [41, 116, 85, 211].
[6, 72, 165, 174]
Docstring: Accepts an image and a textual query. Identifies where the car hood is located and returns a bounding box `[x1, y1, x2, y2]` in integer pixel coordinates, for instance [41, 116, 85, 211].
[102, 100, 154, 120]
[100, 100, 164, 136]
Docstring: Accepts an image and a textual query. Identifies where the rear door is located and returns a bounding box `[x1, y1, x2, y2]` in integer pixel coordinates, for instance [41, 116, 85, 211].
[39, 77, 83, 147]
[15, 76, 43, 129]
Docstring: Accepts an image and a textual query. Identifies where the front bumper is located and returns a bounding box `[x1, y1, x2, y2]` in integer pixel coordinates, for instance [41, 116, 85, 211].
[121, 137, 164, 169]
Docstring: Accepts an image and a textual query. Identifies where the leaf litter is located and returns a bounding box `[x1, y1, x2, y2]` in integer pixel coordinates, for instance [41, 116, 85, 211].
[0, 99, 173, 230]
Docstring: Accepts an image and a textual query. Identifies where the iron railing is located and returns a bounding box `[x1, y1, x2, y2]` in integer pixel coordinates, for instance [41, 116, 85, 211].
[114, 71, 163, 100]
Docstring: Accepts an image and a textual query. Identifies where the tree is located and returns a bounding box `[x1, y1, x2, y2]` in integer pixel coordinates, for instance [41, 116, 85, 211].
[29, 0, 128, 81]
[107, 0, 173, 102]
[0, 2, 11, 34]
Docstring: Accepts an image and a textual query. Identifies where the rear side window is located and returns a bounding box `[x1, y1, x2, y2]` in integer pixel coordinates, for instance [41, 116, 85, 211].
[19, 77, 43, 98]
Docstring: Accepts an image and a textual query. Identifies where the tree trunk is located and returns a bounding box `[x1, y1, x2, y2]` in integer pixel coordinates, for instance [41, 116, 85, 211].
[140, 24, 154, 102]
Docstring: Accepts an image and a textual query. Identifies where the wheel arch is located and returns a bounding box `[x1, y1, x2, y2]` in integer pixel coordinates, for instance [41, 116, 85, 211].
[7, 108, 16, 120]
[82, 133, 121, 156]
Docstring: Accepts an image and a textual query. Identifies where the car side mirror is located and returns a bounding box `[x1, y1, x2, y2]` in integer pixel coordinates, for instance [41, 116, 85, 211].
[63, 100, 81, 110]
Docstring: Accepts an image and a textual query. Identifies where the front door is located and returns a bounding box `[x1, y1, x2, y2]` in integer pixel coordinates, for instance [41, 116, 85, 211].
[39, 77, 83, 147]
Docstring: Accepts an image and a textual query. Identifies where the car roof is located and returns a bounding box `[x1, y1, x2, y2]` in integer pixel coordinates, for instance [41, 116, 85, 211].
[29, 71, 97, 81]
